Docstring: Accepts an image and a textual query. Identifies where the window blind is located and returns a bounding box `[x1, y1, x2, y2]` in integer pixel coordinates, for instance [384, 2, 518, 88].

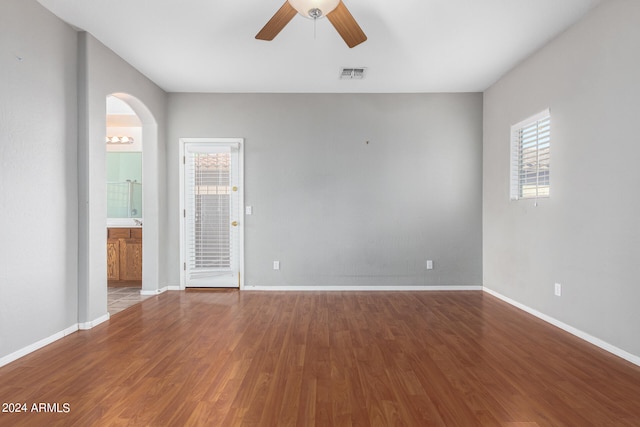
[185, 148, 233, 273]
[510, 110, 551, 200]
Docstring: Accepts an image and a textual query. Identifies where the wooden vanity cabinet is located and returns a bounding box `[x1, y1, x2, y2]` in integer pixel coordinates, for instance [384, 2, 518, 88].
[107, 228, 142, 284]
[107, 238, 120, 281]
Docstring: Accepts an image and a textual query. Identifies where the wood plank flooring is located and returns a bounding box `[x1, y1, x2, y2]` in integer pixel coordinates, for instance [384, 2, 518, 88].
[1, 291, 640, 426]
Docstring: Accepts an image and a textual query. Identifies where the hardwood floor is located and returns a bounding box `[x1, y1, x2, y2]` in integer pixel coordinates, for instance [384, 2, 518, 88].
[1, 291, 640, 426]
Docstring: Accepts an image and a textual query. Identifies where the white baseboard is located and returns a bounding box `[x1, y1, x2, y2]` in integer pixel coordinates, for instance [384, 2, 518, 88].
[78, 313, 110, 330]
[0, 323, 79, 368]
[244, 285, 483, 292]
[141, 287, 166, 296]
[483, 287, 640, 367]
[140, 286, 180, 296]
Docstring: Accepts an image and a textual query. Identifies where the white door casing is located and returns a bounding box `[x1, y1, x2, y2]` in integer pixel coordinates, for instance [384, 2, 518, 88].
[180, 138, 244, 288]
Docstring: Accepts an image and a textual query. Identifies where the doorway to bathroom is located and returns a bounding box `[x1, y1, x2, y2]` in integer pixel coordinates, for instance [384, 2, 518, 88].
[106, 95, 143, 312]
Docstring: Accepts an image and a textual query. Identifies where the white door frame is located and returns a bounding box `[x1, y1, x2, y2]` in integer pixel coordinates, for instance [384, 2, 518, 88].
[179, 138, 244, 289]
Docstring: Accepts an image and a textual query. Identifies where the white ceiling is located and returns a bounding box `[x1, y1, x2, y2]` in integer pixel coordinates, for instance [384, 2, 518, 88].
[37, 0, 604, 93]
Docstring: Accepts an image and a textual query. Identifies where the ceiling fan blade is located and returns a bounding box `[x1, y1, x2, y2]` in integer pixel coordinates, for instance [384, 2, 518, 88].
[326, 1, 367, 48]
[256, 2, 298, 41]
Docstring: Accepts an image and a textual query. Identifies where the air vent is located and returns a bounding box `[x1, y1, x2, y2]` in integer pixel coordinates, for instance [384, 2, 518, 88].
[340, 67, 367, 80]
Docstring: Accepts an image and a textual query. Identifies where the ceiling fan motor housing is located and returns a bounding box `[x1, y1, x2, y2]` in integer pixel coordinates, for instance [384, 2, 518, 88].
[288, 0, 340, 19]
[308, 8, 323, 19]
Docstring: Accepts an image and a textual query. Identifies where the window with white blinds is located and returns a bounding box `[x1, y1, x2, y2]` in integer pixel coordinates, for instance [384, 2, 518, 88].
[185, 148, 233, 271]
[510, 109, 551, 200]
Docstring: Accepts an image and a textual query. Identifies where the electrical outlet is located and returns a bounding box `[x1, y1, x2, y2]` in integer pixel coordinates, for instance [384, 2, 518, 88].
[426, 260, 433, 270]
[273, 261, 280, 270]
[245, 206, 253, 215]
[554, 283, 562, 296]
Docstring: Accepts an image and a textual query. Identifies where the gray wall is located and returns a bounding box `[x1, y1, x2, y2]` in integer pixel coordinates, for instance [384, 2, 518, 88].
[167, 93, 483, 288]
[77, 33, 168, 323]
[0, 0, 78, 357]
[483, 0, 640, 358]
[0, 0, 168, 361]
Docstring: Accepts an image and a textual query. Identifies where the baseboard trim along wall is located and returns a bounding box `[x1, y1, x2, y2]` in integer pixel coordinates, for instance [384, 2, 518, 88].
[140, 286, 174, 296]
[483, 287, 640, 368]
[78, 313, 110, 331]
[244, 285, 483, 292]
[0, 324, 79, 368]
[2, 312, 112, 368]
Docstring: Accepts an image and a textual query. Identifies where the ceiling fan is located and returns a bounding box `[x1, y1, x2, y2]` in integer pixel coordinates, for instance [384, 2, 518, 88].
[256, 0, 367, 48]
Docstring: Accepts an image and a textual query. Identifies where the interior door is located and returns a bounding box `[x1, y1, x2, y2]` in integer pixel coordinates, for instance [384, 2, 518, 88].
[183, 140, 243, 288]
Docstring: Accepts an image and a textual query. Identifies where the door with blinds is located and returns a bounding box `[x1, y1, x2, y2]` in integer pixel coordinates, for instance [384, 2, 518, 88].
[182, 139, 243, 288]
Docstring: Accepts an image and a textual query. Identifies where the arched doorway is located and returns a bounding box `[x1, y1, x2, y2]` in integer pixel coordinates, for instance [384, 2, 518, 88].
[106, 96, 145, 313]
[105, 93, 160, 311]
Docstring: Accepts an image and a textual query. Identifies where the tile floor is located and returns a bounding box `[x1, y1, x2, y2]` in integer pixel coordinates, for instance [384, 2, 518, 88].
[107, 287, 152, 315]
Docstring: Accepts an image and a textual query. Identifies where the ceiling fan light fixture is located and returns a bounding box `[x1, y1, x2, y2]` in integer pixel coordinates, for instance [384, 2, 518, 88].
[288, 0, 340, 19]
[256, 0, 367, 48]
